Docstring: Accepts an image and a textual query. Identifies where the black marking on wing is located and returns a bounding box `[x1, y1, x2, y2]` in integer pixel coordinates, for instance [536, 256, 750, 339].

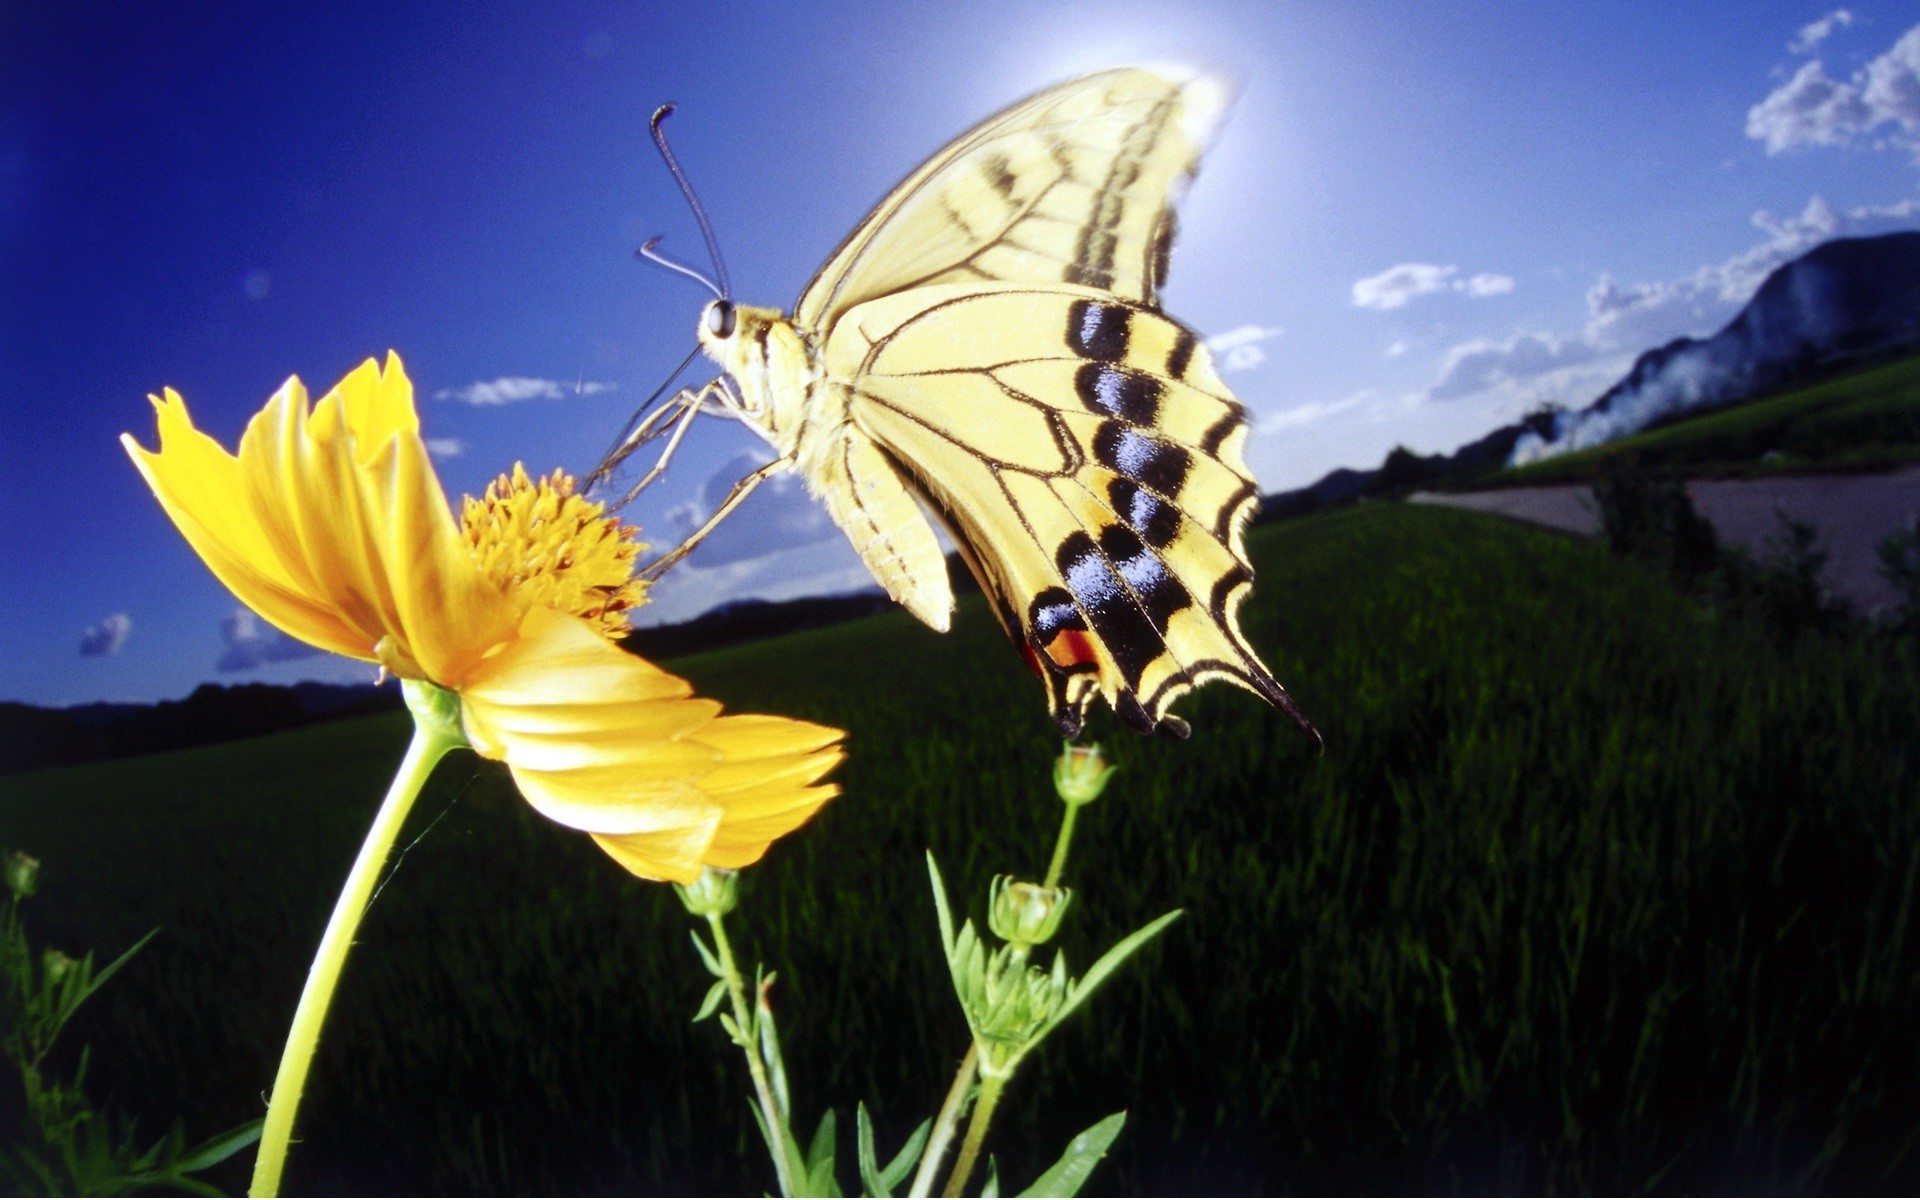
[1075, 363, 1162, 424]
[1066, 298, 1130, 361]
[1144, 211, 1178, 309]
[983, 152, 1018, 200]
[1166, 328, 1196, 381]
[1199, 409, 1238, 456]
[1093, 422, 1190, 497]
[1063, 92, 1179, 291]
[1106, 477, 1180, 547]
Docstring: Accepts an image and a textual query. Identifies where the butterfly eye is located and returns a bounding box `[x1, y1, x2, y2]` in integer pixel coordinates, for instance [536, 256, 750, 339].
[705, 300, 737, 339]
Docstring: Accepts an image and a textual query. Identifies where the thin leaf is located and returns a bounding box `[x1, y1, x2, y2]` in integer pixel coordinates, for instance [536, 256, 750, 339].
[692, 979, 728, 1023]
[926, 852, 956, 959]
[76, 927, 157, 1011]
[981, 1155, 1000, 1199]
[856, 1103, 884, 1197]
[879, 1119, 931, 1193]
[688, 928, 723, 977]
[1042, 910, 1182, 1036]
[1015, 1111, 1126, 1198]
[806, 1109, 839, 1197]
[172, 1117, 262, 1173]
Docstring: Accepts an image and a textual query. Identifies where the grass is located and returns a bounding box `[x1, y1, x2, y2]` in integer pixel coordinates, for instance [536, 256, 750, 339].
[3, 504, 1918, 1194]
[1482, 351, 1920, 488]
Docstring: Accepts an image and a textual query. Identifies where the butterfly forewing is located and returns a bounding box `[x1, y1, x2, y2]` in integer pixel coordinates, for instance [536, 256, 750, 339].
[795, 69, 1229, 330]
[824, 283, 1287, 735]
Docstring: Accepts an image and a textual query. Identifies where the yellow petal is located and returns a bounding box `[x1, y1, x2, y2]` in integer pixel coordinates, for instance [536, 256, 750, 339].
[461, 606, 846, 879]
[591, 824, 725, 885]
[123, 385, 373, 660]
[460, 607, 726, 834]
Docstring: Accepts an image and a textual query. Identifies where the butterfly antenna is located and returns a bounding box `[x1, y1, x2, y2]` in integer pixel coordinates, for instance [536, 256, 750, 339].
[637, 237, 724, 299]
[649, 103, 731, 300]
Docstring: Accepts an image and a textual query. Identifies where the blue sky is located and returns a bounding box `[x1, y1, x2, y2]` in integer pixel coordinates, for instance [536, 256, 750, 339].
[3, 1, 1918, 706]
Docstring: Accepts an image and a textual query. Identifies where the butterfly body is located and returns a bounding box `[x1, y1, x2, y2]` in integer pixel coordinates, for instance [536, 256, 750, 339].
[685, 67, 1318, 743]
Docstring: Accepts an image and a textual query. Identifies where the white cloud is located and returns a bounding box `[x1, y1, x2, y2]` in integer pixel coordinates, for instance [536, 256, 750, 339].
[79, 613, 131, 657]
[1748, 22, 1920, 156]
[436, 376, 618, 406]
[1352, 263, 1516, 309]
[1429, 332, 1603, 402]
[1352, 263, 1455, 309]
[1256, 390, 1373, 434]
[1385, 340, 1408, 357]
[424, 437, 466, 459]
[1790, 9, 1853, 54]
[217, 608, 325, 672]
[1423, 193, 1916, 409]
[1204, 324, 1283, 371]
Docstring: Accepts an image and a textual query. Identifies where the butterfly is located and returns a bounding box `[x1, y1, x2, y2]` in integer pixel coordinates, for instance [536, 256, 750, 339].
[606, 67, 1318, 744]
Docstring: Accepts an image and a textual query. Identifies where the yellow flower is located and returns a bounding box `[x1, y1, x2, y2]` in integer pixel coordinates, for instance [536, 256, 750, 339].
[123, 353, 842, 883]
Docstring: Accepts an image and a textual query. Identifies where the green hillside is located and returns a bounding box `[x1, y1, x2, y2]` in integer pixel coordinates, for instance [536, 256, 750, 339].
[1485, 351, 1920, 487]
[3, 505, 1916, 1194]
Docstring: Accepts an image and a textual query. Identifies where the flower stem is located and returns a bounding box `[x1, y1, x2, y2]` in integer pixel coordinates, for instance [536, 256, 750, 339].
[250, 719, 459, 1197]
[707, 910, 802, 1197]
[1044, 797, 1082, 889]
[940, 1073, 1008, 1198]
[908, 1044, 979, 1198]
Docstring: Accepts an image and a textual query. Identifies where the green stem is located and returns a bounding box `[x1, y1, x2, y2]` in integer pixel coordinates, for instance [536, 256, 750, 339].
[907, 1044, 979, 1199]
[940, 1073, 1008, 1198]
[707, 911, 801, 1197]
[250, 719, 458, 1197]
[1044, 798, 1082, 889]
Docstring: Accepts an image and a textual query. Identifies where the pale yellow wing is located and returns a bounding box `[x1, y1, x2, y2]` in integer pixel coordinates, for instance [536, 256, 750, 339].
[806, 427, 954, 631]
[820, 282, 1316, 741]
[793, 68, 1230, 331]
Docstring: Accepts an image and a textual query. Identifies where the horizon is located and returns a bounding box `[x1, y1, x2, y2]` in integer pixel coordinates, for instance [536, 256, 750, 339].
[4, 3, 1918, 706]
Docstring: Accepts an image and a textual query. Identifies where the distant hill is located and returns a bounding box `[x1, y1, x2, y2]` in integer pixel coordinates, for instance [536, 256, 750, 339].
[1, 592, 905, 775]
[1515, 232, 1920, 462]
[1260, 230, 1920, 517]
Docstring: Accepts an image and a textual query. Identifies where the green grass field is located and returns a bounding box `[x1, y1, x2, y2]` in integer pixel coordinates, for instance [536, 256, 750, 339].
[3, 504, 1917, 1195]
[1483, 352, 1920, 488]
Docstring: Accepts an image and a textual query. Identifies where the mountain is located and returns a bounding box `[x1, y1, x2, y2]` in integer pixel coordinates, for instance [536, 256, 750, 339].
[1259, 230, 1920, 516]
[1513, 231, 1920, 462]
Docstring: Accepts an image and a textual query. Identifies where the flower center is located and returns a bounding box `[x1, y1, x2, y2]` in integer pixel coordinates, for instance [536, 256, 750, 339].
[461, 465, 649, 636]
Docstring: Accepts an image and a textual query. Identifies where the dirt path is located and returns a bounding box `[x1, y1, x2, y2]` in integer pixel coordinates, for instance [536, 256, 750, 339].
[1408, 466, 1920, 615]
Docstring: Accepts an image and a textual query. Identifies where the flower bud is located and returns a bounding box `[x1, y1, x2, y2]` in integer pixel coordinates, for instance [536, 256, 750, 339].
[5, 851, 39, 900]
[989, 877, 1072, 946]
[1052, 742, 1116, 807]
[674, 866, 739, 918]
[42, 948, 77, 987]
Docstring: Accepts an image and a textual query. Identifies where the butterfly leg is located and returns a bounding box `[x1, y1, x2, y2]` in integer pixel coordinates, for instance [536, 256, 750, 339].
[609, 385, 719, 507]
[637, 459, 784, 581]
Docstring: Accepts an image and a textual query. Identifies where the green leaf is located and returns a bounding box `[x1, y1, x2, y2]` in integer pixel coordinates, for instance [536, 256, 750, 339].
[981, 1154, 1000, 1198]
[1042, 910, 1182, 1038]
[172, 1117, 263, 1173]
[855, 1103, 884, 1197]
[692, 979, 728, 1023]
[688, 928, 724, 977]
[1015, 1111, 1126, 1198]
[878, 1119, 930, 1194]
[805, 1108, 839, 1197]
[926, 852, 956, 959]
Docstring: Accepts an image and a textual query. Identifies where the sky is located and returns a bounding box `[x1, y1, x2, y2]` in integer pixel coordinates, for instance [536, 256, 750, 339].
[3, 1, 1918, 707]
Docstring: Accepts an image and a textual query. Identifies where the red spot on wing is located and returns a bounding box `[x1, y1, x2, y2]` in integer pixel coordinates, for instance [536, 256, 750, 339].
[1046, 629, 1099, 669]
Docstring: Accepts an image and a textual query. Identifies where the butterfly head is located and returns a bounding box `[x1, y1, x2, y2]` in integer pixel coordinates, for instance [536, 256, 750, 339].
[694, 299, 812, 450]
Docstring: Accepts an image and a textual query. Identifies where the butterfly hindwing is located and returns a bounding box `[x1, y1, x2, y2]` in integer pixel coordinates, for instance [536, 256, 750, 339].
[795, 68, 1229, 330]
[822, 282, 1295, 736]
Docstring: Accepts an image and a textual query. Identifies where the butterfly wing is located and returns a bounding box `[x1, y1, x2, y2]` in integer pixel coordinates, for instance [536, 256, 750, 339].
[820, 282, 1316, 740]
[794, 68, 1230, 331]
